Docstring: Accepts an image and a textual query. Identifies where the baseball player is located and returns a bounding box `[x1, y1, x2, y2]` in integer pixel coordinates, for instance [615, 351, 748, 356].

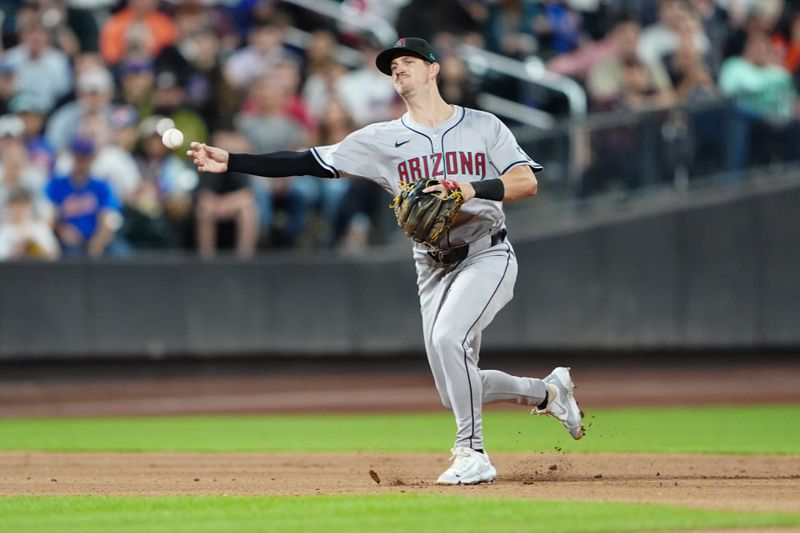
[188, 37, 584, 485]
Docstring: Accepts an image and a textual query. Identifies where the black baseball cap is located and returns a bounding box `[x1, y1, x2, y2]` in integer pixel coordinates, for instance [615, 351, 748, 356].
[376, 37, 439, 75]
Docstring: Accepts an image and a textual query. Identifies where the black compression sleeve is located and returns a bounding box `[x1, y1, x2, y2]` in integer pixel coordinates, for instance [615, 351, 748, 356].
[471, 178, 505, 201]
[227, 150, 334, 178]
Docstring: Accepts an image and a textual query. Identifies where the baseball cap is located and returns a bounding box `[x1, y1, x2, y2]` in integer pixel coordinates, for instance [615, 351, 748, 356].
[77, 68, 114, 94]
[0, 114, 25, 138]
[70, 137, 95, 155]
[375, 37, 439, 76]
[121, 58, 154, 76]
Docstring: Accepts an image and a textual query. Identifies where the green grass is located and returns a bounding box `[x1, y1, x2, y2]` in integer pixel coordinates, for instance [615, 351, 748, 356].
[1, 495, 798, 533]
[0, 405, 798, 454]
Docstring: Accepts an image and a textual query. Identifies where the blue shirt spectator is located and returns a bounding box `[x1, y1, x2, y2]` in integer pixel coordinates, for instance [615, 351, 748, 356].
[46, 138, 122, 257]
[47, 173, 117, 241]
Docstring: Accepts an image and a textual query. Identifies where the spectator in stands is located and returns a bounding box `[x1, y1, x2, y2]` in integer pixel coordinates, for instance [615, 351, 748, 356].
[29, 0, 91, 60]
[301, 29, 338, 83]
[108, 105, 141, 154]
[314, 98, 355, 248]
[157, 26, 237, 132]
[581, 48, 677, 196]
[688, 0, 731, 74]
[437, 55, 479, 109]
[531, 0, 583, 58]
[80, 108, 142, 206]
[4, 19, 72, 112]
[240, 58, 315, 135]
[0, 62, 16, 116]
[127, 116, 198, 249]
[272, 59, 316, 136]
[151, 68, 209, 153]
[335, 35, 396, 127]
[670, 35, 725, 177]
[316, 98, 388, 252]
[302, 56, 349, 124]
[236, 77, 306, 154]
[168, 0, 239, 55]
[72, 52, 108, 83]
[236, 76, 315, 247]
[586, 15, 672, 110]
[638, 0, 711, 75]
[0, 130, 51, 223]
[0, 187, 60, 261]
[9, 92, 56, 174]
[395, 0, 483, 44]
[719, 29, 800, 167]
[483, 0, 539, 59]
[224, 15, 296, 92]
[118, 58, 155, 120]
[195, 130, 258, 258]
[668, 19, 718, 100]
[45, 67, 115, 152]
[547, 14, 628, 83]
[99, 0, 178, 66]
[46, 138, 125, 258]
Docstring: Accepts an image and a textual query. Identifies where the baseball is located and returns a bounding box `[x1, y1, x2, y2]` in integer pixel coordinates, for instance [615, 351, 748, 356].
[161, 128, 184, 150]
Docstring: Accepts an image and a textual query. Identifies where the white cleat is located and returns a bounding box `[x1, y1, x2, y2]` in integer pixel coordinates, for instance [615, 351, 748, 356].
[436, 447, 497, 485]
[533, 366, 586, 440]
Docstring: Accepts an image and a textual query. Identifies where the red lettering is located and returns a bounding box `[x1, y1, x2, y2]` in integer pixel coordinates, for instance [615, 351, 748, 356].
[460, 152, 473, 175]
[445, 152, 458, 175]
[421, 154, 430, 178]
[475, 152, 486, 178]
[398, 161, 409, 184]
[408, 157, 422, 181]
[431, 153, 443, 176]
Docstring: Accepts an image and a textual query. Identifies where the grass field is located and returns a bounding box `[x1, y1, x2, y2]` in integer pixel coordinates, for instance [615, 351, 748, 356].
[0, 405, 798, 454]
[1, 496, 799, 533]
[1, 405, 799, 532]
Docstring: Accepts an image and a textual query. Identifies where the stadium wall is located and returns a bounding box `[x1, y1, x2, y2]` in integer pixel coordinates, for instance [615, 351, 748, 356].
[1, 180, 798, 359]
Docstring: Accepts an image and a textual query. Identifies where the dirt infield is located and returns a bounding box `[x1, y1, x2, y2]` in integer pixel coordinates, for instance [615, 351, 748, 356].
[0, 451, 798, 513]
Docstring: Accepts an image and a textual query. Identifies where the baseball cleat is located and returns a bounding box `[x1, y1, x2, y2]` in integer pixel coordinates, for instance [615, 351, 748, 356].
[533, 366, 586, 440]
[436, 447, 497, 485]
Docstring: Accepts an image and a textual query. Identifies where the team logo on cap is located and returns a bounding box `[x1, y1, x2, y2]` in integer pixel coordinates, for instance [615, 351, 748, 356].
[396, 38, 406, 47]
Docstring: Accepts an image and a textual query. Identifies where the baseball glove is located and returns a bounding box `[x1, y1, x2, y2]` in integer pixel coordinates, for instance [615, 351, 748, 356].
[390, 178, 464, 247]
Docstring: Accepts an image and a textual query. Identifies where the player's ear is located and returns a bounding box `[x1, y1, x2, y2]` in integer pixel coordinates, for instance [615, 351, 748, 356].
[430, 61, 440, 81]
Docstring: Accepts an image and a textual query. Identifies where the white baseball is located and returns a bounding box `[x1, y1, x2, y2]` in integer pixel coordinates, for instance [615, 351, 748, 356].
[161, 128, 184, 150]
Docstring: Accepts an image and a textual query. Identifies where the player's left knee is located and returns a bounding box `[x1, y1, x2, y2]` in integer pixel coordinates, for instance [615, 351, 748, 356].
[430, 326, 462, 356]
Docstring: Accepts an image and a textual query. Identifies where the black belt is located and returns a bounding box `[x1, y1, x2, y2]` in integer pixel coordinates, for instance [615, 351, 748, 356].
[427, 229, 507, 265]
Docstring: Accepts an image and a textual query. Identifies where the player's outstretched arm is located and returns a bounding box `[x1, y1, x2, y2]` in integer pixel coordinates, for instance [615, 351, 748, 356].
[187, 143, 334, 179]
[187, 142, 229, 173]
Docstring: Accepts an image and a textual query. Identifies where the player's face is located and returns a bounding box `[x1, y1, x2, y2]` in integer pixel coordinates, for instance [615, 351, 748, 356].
[390, 55, 433, 96]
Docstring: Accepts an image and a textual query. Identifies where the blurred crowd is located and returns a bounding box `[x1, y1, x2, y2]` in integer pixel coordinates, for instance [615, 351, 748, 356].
[1, 0, 800, 261]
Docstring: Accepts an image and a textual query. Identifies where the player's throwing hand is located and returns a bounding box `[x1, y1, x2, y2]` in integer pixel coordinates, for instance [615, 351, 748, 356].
[187, 142, 229, 173]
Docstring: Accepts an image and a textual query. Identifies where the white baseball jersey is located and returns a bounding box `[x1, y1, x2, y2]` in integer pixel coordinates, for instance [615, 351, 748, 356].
[311, 105, 542, 248]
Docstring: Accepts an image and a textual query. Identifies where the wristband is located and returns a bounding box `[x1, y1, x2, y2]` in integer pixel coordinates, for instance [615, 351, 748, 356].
[470, 179, 505, 201]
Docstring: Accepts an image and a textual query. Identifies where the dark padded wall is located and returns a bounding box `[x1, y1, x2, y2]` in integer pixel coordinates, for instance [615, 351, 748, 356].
[1, 183, 798, 359]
